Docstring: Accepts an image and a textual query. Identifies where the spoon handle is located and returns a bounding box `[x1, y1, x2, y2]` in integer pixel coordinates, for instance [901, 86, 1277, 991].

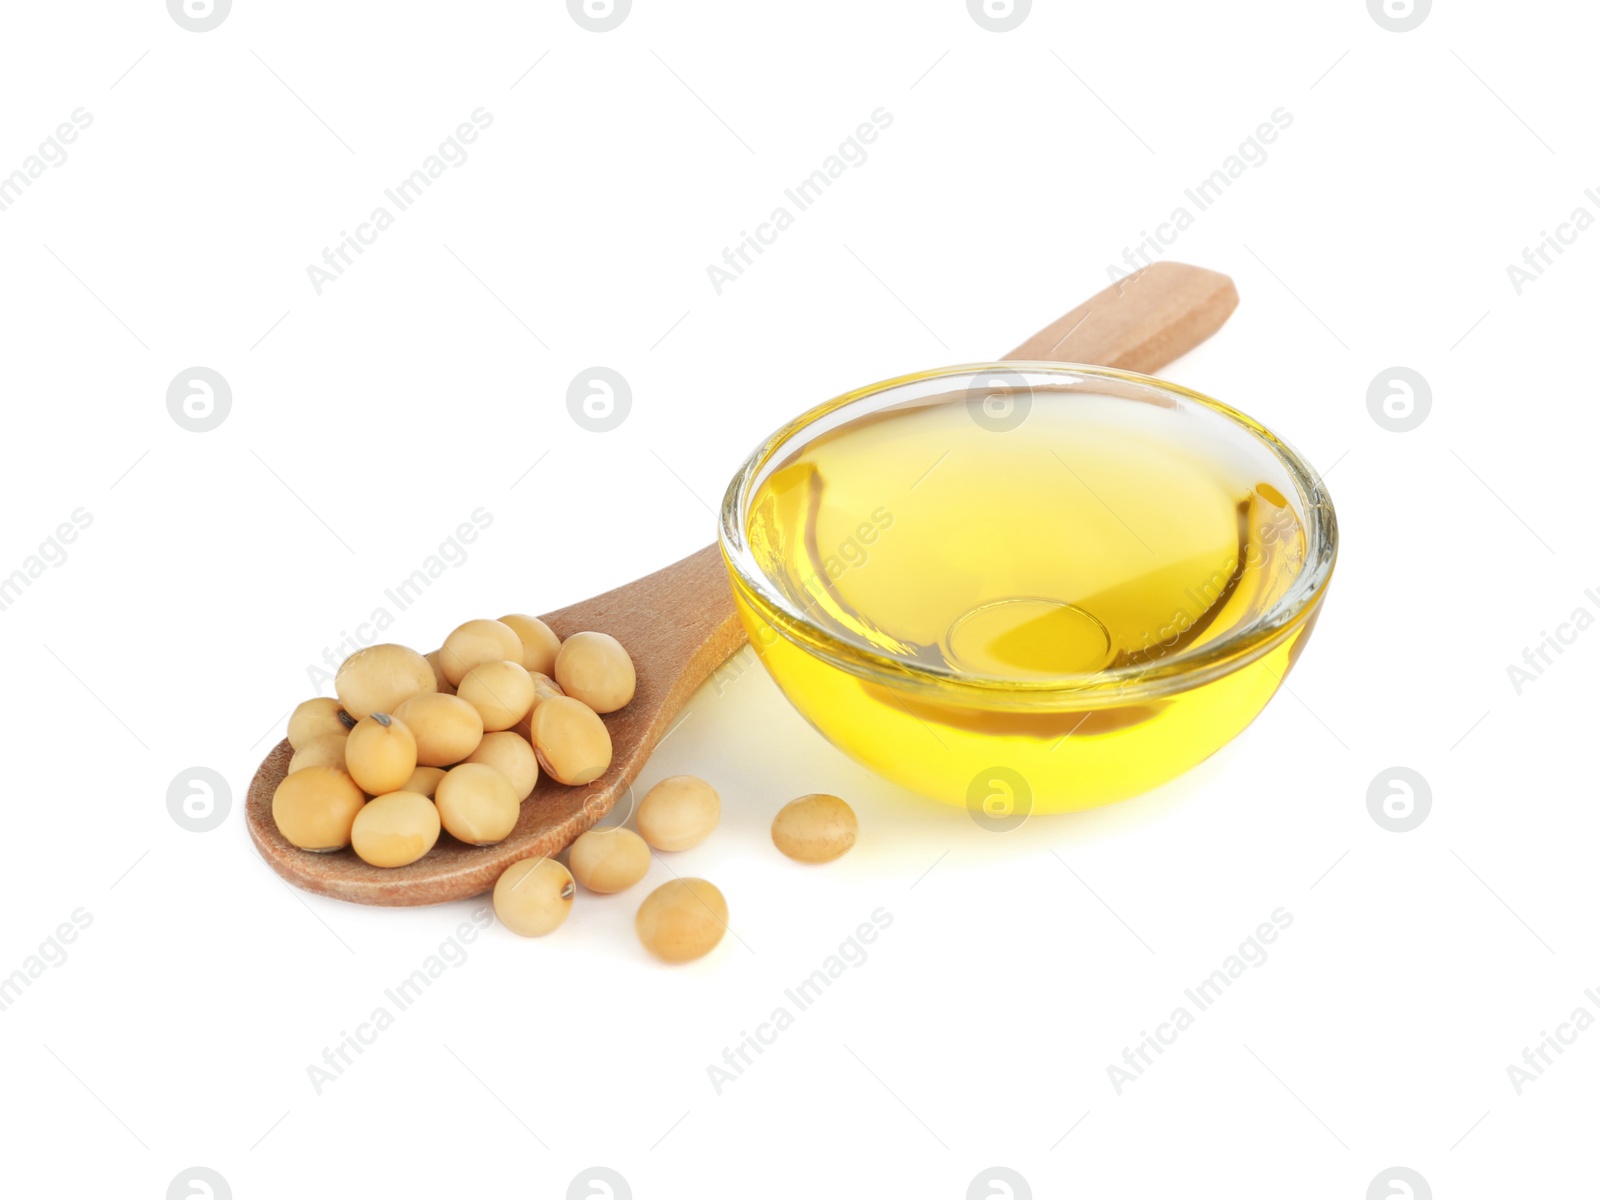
[1004, 261, 1238, 371]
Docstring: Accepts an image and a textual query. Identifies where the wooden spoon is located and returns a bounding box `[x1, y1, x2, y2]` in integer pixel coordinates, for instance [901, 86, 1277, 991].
[246, 261, 1239, 905]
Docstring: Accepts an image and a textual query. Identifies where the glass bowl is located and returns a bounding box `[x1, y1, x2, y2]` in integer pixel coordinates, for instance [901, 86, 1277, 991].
[719, 363, 1337, 816]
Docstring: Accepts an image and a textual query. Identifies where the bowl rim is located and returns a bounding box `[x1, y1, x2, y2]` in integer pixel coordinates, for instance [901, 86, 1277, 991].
[718, 362, 1338, 704]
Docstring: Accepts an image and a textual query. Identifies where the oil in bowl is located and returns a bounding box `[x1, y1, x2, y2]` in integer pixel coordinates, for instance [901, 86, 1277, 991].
[720, 364, 1336, 814]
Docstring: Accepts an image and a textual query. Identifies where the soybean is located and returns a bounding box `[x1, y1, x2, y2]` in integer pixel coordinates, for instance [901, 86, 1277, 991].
[393, 692, 483, 766]
[400, 765, 447, 798]
[494, 857, 575, 937]
[512, 674, 564, 741]
[457, 660, 535, 732]
[526, 696, 612, 785]
[530, 672, 565, 707]
[554, 631, 636, 714]
[440, 619, 523, 687]
[344, 712, 419, 796]
[288, 732, 347, 775]
[287, 697, 352, 749]
[635, 878, 727, 963]
[335, 644, 436, 720]
[568, 827, 650, 894]
[636, 775, 719, 852]
[464, 731, 539, 801]
[352, 791, 441, 868]
[771, 794, 858, 863]
[435, 762, 519, 845]
[499, 613, 562, 676]
[271, 767, 365, 851]
[423, 650, 454, 695]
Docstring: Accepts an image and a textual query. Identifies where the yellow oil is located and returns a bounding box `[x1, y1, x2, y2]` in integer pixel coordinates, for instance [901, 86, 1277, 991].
[731, 388, 1326, 813]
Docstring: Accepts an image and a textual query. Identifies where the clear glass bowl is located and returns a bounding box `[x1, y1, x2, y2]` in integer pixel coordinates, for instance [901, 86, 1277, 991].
[719, 363, 1337, 815]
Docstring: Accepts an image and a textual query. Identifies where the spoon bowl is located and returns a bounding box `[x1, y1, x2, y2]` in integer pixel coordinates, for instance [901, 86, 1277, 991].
[246, 547, 742, 905]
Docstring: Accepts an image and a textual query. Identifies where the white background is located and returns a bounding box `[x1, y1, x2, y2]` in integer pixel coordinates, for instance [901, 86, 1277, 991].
[1, 1, 1593, 1196]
